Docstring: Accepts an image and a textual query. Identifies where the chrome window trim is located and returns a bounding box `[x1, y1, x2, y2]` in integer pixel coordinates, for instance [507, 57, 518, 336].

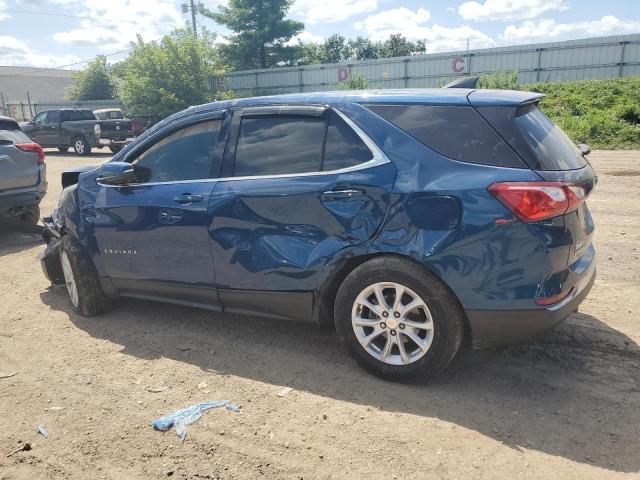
[98, 107, 390, 188]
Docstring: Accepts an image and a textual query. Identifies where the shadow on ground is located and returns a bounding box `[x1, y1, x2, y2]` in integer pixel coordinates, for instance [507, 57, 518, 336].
[41, 288, 640, 473]
[0, 231, 43, 255]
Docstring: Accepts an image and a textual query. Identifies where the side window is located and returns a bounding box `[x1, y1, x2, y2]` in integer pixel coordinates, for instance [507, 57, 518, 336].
[33, 112, 47, 124]
[367, 104, 524, 168]
[46, 111, 60, 124]
[234, 116, 324, 177]
[323, 111, 373, 171]
[131, 120, 221, 183]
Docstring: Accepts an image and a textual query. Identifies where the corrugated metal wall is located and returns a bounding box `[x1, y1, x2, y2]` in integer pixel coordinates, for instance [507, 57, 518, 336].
[213, 33, 640, 96]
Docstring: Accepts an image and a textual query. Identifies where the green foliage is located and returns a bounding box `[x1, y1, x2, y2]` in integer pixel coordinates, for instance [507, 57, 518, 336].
[120, 29, 231, 121]
[338, 72, 368, 90]
[66, 55, 117, 100]
[300, 33, 427, 64]
[201, 0, 304, 69]
[530, 76, 640, 149]
[477, 70, 520, 90]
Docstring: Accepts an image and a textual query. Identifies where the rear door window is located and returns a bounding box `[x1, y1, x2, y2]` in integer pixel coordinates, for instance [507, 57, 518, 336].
[233, 116, 324, 176]
[367, 104, 526, 168]
[514, 106, 586, 171]
[46, 111, 60, 124]
[61, 110, 96, 121]
[323, 111, 373, 171]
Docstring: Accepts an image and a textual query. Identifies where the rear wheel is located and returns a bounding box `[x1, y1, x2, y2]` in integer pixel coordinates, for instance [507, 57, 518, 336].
[59, 235, 112, 316]
[334, 257, 463, 381]
[73, 136, 91, 156]
[57, 146, 69, 153]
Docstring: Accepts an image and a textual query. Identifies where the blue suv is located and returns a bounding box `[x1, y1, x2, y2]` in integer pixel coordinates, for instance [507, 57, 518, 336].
[40, 88, 596, 380]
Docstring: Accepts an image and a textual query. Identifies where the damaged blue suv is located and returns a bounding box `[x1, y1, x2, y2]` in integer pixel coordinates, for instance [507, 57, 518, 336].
[40, 87, 596, 380]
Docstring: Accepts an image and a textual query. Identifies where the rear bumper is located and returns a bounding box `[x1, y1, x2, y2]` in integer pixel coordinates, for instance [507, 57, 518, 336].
[466, 261, 596, 348]
[99, 137, 134, 146]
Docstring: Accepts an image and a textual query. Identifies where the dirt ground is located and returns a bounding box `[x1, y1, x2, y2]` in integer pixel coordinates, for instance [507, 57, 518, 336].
[1, 150, 639, 480]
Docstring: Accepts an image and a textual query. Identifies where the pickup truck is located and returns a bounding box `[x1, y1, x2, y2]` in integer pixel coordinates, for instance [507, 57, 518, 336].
[20, 109, 101, 156]
[93, 108, 134, 153]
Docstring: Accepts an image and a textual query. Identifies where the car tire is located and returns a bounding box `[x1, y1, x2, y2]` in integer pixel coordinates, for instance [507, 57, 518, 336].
[59, 235, 112, 316]
[334, 256, 463, 381]
[73, 136, 91, 156]
[57, 146, 69, 153]
[109, 145, 123, 154]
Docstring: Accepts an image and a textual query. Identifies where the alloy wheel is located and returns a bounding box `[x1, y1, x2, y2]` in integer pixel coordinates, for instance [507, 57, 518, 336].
[351, 282, 434, 366]
[60, 250, 79, 308]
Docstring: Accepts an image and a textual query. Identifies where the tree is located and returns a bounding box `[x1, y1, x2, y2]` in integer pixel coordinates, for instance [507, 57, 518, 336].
[201, 0, 304, 70]
[379, 34, 426, 58]
[120, 29, 230, 121]
[343, 37, 377, 61]
[66, 55, 117, 100]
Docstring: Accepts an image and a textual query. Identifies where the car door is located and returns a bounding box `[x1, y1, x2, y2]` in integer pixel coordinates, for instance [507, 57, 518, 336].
[23, 111, 47, 144]
[208, 106, 396, 321]
[40, 110, 60, 146]
[91, 111, 226, 307]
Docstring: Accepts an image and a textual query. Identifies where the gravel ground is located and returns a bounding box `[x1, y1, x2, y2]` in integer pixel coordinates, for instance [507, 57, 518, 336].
[1, 150, 639, 480]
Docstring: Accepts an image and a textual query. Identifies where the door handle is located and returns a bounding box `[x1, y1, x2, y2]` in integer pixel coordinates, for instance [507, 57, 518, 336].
[173, 193, 203, 204]
[321, 188, 364, 200]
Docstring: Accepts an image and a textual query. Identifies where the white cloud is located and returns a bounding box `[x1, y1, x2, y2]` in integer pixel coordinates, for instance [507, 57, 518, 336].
[502, 15, 640, 42]
[286, 31, 324, 46]
[0, 35, 80, 67]
[51, 0, 184, 51]
[0, 0, 9, 21]
[292, 0, 377, 24]
[458, 0, 568, 22]
[354, 7, 496, 52]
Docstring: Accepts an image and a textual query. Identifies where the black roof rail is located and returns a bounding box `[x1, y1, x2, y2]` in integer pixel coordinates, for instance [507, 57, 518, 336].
[443, 76, 479, 89]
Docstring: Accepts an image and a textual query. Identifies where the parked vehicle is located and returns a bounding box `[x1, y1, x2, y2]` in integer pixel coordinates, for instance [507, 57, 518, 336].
[39, 89, 596, 380]
[93, 108, 135, 154]
[0, 115, 46, 224]
[20, 109, 100, 156]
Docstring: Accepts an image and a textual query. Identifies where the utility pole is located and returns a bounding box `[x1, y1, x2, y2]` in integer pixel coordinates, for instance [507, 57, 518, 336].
[182, 1, 202, 37]
[189, 0, 197, 37]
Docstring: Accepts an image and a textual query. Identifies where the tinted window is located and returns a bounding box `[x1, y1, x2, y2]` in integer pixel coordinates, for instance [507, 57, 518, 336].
[515, 106, 586, 171]
[0, 128, 30, 143]
[94, 112, 107, 120]
[234, 116, 324, 176]
[46, 111, 60, 124]
[109, 110, 124, 119]
[367, 104, 525, 168]
[323, 111, 373, 171]
[131, 120, 221, 183]
[33, 112, 47, 124]
[61, 110, 96, 121]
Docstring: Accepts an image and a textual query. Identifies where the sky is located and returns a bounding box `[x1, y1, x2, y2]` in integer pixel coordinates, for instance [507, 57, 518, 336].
[0, 0, 639, 69]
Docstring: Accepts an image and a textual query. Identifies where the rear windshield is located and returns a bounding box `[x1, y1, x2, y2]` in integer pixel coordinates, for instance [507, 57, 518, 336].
[61, 110, 96, 121]
[514, 106, 586, 171]
[0, 122, 30, 143]
[367, 104, 526, 168]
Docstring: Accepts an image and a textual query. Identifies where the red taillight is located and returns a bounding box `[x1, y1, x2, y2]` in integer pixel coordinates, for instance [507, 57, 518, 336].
[15, 142, 45, 164]
[489, 182, 587, 223]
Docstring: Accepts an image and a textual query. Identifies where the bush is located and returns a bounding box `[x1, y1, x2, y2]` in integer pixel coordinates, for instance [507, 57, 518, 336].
[338, 73, 369, 90]
[477, 70, 519, 90]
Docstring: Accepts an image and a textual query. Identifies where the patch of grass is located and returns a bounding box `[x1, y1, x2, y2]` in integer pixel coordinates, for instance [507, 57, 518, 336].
[528, 77, 640, 150]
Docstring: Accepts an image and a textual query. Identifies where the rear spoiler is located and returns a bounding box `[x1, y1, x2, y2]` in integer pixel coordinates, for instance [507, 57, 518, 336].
[467, 89, 545, 107]
[443, 76, 479, 89]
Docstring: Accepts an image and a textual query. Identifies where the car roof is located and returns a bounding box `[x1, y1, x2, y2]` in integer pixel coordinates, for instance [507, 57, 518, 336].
[191, 88, 545, 113]
[0, 115, 19, 127]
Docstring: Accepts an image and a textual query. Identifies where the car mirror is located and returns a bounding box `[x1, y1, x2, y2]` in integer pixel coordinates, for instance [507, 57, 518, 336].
[577, 143, 591, 156]
[98, 162, 148, 185]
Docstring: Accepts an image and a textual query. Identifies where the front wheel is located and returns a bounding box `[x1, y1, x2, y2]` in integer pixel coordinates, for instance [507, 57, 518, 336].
[73, 136, 91, 156]
[59, 235, 112, 316]
[334, 257, 463, 381]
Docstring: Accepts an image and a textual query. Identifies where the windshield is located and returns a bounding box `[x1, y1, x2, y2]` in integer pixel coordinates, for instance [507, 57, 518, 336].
[515, 106, 586, 171]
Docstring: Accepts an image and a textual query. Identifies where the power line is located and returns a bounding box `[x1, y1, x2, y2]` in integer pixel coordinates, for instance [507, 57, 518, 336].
[5, 8, 181, 27]
[0, 42, 157, 78]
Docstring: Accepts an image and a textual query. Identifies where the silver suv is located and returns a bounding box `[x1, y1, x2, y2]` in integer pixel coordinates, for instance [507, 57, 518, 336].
[0, 115, 47, 225]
